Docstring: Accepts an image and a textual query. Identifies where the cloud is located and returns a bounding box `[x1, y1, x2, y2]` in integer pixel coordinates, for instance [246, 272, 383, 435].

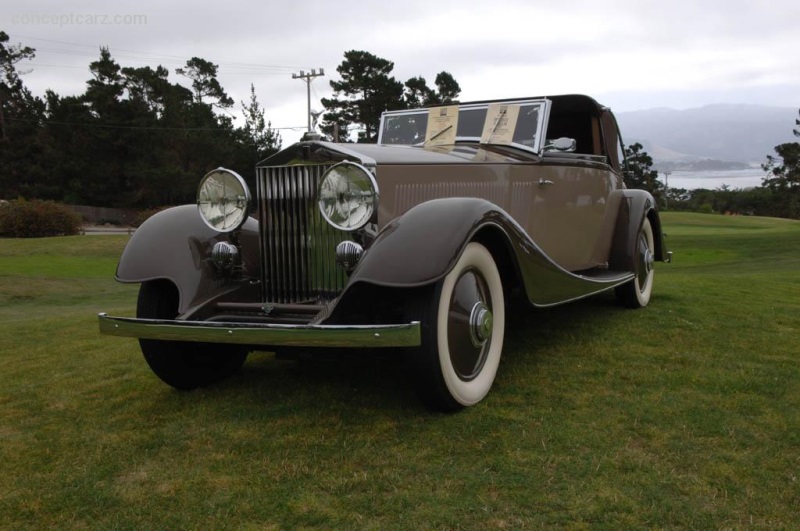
[3, 0, 798, 146]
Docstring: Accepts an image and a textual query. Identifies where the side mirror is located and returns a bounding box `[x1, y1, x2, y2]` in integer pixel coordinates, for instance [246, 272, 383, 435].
[543, 137, 577, 153]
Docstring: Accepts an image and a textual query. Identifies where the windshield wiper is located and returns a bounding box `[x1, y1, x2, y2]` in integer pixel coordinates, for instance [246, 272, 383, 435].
[485, 106, 507, 144]
[422, 125, 454, 147]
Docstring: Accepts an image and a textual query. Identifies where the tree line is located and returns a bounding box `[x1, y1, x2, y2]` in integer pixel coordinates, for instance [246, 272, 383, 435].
[0, 31, 281, 209]
[0, 33, 461, 210]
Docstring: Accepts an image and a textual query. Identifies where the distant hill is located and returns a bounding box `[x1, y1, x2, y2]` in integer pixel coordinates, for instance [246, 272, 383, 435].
[615, 104, 797, 167]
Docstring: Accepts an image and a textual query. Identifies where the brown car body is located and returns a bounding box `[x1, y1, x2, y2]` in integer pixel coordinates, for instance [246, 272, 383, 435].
[100, 94, 669, 410]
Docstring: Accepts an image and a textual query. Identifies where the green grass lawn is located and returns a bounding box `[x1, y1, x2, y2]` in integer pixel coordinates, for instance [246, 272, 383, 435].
[1, 212, 798, 529]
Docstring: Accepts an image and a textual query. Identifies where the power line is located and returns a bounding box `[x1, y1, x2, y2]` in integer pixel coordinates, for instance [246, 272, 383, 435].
[10, 33, 305, 72]
[7, 33, 323, 136]
[311, 81, 325, 107]
[25, 63, 88, 70]
[6, 116, 305, 132]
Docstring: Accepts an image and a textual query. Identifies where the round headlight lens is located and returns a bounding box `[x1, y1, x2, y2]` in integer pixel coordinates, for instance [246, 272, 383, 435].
[318, 162, 378, 231]
[197, 168, 251, 232]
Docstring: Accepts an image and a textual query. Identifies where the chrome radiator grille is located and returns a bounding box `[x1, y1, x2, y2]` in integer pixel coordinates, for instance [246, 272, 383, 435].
[257, 164, 347, 304]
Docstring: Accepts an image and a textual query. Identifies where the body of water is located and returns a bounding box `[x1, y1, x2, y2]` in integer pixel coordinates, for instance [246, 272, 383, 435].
[662, 168, 766, 190]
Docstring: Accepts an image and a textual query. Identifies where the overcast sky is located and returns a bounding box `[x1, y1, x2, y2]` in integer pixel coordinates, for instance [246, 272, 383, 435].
[3, 0, 799, 144]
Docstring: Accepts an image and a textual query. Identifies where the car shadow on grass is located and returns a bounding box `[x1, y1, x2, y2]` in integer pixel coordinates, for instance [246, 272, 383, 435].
[137, 290, 666, 416]
[499, 290, 664, 374]
[171, 292, 642, 414]
[218, 348, 420, 412]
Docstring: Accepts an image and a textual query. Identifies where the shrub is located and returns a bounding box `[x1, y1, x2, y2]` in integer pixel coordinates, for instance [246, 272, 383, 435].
[132, 207, 169, 228]
[0, 199, 82, 238]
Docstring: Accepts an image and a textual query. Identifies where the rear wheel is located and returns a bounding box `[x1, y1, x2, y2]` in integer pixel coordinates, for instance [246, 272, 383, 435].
[137, 280, 248, 390]
[616, 217, 655, 308]
[408, 242, 505, 411]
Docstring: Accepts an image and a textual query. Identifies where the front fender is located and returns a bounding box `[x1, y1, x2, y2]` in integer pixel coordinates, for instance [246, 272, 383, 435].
[116, 205, 260, 315]
[346, 197, 634, 307]
[349, 198, 495, 288]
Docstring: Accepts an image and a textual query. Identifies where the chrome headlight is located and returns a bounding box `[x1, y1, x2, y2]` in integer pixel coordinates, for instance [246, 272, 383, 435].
[197, 168, 251, 232]
[318, 162, 378, 231]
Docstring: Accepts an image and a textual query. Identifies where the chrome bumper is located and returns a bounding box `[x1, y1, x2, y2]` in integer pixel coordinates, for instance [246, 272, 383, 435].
[98, 313, 421, 348]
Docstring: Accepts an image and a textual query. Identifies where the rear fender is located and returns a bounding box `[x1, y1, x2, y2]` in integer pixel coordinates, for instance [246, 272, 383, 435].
[608, 190, 669, 272]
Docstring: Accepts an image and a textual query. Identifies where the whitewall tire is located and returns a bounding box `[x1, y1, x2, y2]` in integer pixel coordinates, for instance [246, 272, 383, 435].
[616, 217, 655, 308]
[409, 242, 505, 411]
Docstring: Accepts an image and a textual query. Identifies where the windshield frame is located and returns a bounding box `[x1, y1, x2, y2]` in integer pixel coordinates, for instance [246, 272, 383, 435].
[378, 98, 551, 155]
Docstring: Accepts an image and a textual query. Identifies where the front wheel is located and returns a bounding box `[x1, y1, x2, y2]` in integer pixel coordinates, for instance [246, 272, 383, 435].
[616, 217, 655, 308]
[137, 280, 248, 390]
[408, 242, 505, 411]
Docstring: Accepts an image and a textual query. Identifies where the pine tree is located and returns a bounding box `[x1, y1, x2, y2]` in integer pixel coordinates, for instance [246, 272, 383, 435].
[761, 109, 800, 218]
[241, 83, 281, 164]
[623, 142, 663, 200]
[176, 57, 233, 108]
[320, 51, 405, 142]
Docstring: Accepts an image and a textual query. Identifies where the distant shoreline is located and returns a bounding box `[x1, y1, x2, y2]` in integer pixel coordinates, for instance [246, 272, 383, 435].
[662, 168, 765, 190]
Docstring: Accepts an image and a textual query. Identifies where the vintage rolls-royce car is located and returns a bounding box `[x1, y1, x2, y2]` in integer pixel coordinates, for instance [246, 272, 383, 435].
[99, 95, 670, 411]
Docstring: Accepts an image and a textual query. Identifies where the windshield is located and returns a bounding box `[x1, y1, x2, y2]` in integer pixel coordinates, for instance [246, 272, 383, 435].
[378, 99, 550, 154]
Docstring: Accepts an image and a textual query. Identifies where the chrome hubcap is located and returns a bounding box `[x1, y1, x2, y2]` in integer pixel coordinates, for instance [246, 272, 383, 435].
[469, 302, 493, 347]
[636, 233, 654, 291]
[644, 249, 654, 274]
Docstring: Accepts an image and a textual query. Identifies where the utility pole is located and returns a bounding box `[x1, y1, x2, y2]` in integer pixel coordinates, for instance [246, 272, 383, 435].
[663, 170, 671, 209]
[292, 69, 324, 132]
